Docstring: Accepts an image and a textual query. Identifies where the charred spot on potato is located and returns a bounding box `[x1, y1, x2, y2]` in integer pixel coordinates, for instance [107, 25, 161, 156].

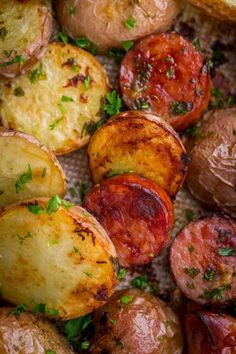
[181, 153, 191, 165]
[95, 285, 109, 302]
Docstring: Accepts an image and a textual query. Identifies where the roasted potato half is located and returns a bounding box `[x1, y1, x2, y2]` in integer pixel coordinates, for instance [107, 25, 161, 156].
[0, 42, 110, 154]
[88, 111, 188, 197]
[0, 0, 52, 78]
[187, 0, 236, 21]
[0, 129, 66, 208]
[55, 0, 181, 53]
[0, 199, 117, 320]
[91, 289, 184, 354]
[0, 307, 75, 354]
[186, 108, 236, 217]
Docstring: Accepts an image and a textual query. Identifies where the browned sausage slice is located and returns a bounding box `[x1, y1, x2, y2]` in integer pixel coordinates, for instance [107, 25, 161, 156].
[119, 32, 212, 131]
[170, 215, 236, 304]
[83, 174, 174, 267]
[185, 311, 236, 354]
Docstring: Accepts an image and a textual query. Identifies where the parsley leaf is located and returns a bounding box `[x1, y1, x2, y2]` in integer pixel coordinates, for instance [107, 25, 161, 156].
[61, 95, 74, 102]
[15, 165, 32, 194]
[122, 40, 134, 52]
[183, 267, 200, 278]
[124, 17, 136, 30]
[27, 204, 45, 215]
[218, 248, 236, 256]
[117, 268, 126, 280]
[103, 90, 122, 116]
[120, 295, 133, 305]
[84, 75, 91, 91]
[11, 304, 27, 316]
[131, 275, 148, 290]
[203, 267, 216, 281]
[171, 101, 193, 116]
[14, 86, 25, 97]
[65, 314, 92, 342]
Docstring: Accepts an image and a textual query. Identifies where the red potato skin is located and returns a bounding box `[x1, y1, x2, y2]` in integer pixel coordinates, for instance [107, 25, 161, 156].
[185, 311, 236, 354]
[90, 289, 184, 354]
[83, 174, 174, 267]
[170, 215, 236, 305]
[119, 32, 212, 131]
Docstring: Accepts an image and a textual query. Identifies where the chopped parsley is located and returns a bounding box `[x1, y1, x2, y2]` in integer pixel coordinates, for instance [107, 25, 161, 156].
[15, 164, 32, 194]
[120, 295, 133, 305]
[110, 319, 117, 326]
[107, 47, 126, 64]
[133, 97, 150, 110]
[122, 40, 134, 52]
[107, 169, 131, 178]
[61, 95, 74, 102]
[69, 5, 76, 14]
[69, 187, 78, 198]
[203, 267, 216, 281]
[185, 209, 195, 222]
[46, 195, 72, 214]
[45, 350, 56, 354]
[186, 282, 195, 289]
[14, 86, 25, 97]
[218, 248, 236, 256]
[166, 67, 174, 79]
[124, 17, 136, 30]
[80, 341, 90, 350]
[199, 284, 231, 301]
[49, 117, 62, 130]
[11, 304, 27, 316]
[185, 122, 201, 137]
[131, 275, 148, 290]
[183, 267, 200, 278]
[103, 90, 122, 116]
[117, 268, 127, 280]
[192, 38, 203, 52]
[30, 64, 46, 83]
[84, 271, 93, 278]
[41, 167, 47, 178]
[171, 101, 193, 116]
[84, 75, 91, 90]
[77, 181, 89, 202]
[65, 314, 92, 342]
[27, 204, 45, 215]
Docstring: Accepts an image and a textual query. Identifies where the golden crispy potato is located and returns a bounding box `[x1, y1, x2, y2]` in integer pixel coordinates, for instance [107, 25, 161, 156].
[88, 111, 188, 197]
[0, 0, 52, 78]
[0, 129, 66, 208]
[187, 0, 236, 21]
[186, 108, 236, 217]
[0, 307, 75, 354]
[55, 0, 181, 53]
[0, 42, 110, 155]
[0, 199, 117, 320]
[91, 289, 184, 354]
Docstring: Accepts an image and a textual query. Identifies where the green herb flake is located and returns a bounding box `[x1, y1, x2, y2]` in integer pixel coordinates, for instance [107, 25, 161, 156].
[183, 267, 200, 278]
[107, 47, 125, 64]
[30, 64, 46, 84]
[203, 267, 216, 281]
[65, 314, 92, 342]
[74, 37, 90, 49]
[185, 209, 195, 222]
[107, 169, 131, 178]
[192, 38, 203, 51]
[69, 5, 76, 14]
[69, 187, 78, 198]
[45, 350, 56, 354]
[124, 17, 136, 30]
[47, 308, 59, 316]
[61, 95, 74, 102]
[84, 271, 93, 278]
[171, 101, 193, 116]
[166, 67, 174, 79]
[11, 304, 27, 316]
[33, 303, 46, 315]
[41, 167, 47, 178]
[27, 204, 45, 215]
[186, 282, 195, 289]
[46, 195, 62, 214]
[81, 341, 90, 350]
[0, 27, 8, 41]
[120, 295, 133, 305]
[199, 284, 231, 301]
[58, 103, 66, 115]
[15, 164, 32, 194]
[49, 117, 62, 130]
[77, 181, 89, 202]
[103, 90, 122, 116]
[185, 122, 201, 137]
[84, 75, 91, 91]
[14, 86, 25, 97]
[131, 275, 148, 290]
[122, 40, 134, 52]
[218, 248, 236, 256]
[117, 268, 127, 280]
[110, 319, 117, 326]
[58, 31, 69, 44]
[72, 247, 79, 254]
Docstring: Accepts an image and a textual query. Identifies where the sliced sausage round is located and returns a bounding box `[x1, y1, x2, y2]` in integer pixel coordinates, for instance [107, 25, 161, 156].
[83, 173, 174, 267]
[119, 32, 212, 131]
[185, 311, 236, 354]
[170, 215, 236, 305]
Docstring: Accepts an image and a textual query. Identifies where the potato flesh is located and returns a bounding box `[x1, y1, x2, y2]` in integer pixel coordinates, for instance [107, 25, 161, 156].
[0, 203, 117, 320]
[88, 112, 187, 197]
[0, 43, 110, 154]
[0, 0, 50, 56]
[188, 0, 236, 21]
[0, 133, 66, 207]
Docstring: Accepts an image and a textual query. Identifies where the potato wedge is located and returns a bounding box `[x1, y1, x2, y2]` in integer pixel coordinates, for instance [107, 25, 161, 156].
[88, 111, 188, 197]
[55, 0, 181, 53]
[0, 129, 66, 208]
[0, 0, 52, 78]
[0, 42, 110, 154]
[187, 0, 236, 21]
[0, 307, 75, 354]
[0, 198, 117, 320]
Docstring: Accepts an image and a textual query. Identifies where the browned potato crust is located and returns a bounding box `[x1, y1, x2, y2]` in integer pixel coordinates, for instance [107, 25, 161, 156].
[88, 111, 188, 197]
[55, 0, 181, 53]
[0, 199, 117, 320]
[0, 0, 52, 78]
[187, 0, 236, 21]
[90, 289, 184, 354]
[0, 307, 74, 354]
[186, 108, 236, 217]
